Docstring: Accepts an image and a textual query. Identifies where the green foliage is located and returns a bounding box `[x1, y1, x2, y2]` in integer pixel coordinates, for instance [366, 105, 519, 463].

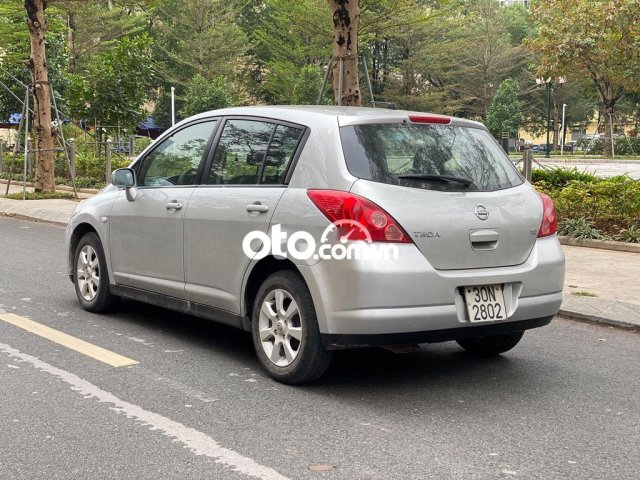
[572, 290, 597, 297]
[534, 168, 640, 241]
[181, 75, 234, 117]
[616, 225, 640, 243]
[486, 78, 523, 138]
[83, 34, 154, 131]
[3, 191, 77, 200]
[150, 0, 249, 90]
[558, 218, 604, 240]
[575, 137, 640, 156]
[531, 167, 598, 188]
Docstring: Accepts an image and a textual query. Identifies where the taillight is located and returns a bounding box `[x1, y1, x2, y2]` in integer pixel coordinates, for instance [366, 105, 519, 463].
[537, 192, 558, 238]
[408, 114, 451, 124]
[307, 190, 412, 243]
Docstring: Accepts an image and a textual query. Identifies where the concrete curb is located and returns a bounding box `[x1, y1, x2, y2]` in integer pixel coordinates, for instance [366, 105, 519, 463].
[0, 211, 67, 227]
[559, 236, 640, 253]
[559, 309, 640, 332]
[0, 179, 100, 195]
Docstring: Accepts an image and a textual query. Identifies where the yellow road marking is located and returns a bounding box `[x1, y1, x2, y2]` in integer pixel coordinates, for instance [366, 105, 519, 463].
[0, 313, 138, 367]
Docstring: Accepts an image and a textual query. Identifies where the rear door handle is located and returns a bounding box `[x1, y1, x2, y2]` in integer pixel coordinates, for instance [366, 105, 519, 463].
[246, 202, 269, 213]
[166, 201, 183, 211]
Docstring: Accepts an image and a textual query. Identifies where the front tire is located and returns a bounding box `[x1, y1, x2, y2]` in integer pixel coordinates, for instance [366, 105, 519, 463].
[73, 232, 118, 313]
[456, 331, 524, 357]
[251, 271, 333, 384]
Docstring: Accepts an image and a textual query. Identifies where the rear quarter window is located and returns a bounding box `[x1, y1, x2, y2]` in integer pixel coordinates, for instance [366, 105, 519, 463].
[340, 123, 524, 192]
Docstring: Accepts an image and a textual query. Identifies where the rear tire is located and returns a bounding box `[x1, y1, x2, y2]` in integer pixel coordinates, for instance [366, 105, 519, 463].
[73, 232, 119, 313]
[251, 271, 333, 384]
[456, 331, 524, 357]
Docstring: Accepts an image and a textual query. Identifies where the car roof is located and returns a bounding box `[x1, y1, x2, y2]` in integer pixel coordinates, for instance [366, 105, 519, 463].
[184, 105, 485, 130]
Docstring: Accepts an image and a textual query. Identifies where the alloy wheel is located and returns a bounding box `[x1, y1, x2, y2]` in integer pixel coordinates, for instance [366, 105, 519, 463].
[258, 289, 303, 367]
[77, 245, 100, 301]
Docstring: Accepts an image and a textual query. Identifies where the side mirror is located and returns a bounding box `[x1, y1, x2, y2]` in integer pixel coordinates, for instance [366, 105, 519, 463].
[112, 168, 137, 201]
[112, 168, 136, 188]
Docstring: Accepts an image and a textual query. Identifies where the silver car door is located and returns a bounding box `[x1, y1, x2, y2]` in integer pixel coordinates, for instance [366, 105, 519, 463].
[109, 119, 218, 297]
[184, 119, 306, 313]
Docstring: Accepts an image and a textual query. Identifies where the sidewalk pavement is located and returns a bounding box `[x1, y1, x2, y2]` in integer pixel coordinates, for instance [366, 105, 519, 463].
[1, 185, 638, 332]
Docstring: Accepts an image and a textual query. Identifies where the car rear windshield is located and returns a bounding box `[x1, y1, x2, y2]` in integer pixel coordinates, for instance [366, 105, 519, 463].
[340, 123, 524, 192]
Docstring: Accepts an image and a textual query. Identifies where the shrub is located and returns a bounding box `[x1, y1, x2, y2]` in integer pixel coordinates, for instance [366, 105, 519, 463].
[575, 137, 640, 156]
[558, 218, 605, 240]
[616, 225, 640, 243]
[531, 167, 598, 188]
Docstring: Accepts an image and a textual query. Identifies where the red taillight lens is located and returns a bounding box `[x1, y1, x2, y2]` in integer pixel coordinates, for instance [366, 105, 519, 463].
[408, 114, 451, 124]
[307, 190, 412, 243]
[537, 192, 558, 238]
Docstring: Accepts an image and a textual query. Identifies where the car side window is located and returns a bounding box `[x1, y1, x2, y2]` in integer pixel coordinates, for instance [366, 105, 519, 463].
[137, 120, 217, 187]
[261, 125, 304, 185]
[206, 120, 275, 185]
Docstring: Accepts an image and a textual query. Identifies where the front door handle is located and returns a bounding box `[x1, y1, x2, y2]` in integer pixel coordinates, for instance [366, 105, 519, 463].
[246, 202, 269, 213]
[166, 201, 183, 211]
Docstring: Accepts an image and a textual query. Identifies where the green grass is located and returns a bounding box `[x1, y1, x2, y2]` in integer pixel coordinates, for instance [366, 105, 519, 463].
[572, 290, 598, 297]
[3, 191, 78, 200]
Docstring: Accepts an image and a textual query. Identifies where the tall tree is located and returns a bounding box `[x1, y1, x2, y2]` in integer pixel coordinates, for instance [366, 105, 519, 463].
[529, 0, 640, 157]
[24, 0, 55, 193]
[328, 0, 361, 106]
[486, 78, 523, 139]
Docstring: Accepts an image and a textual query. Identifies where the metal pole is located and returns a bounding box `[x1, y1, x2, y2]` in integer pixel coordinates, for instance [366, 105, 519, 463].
[68, 138, 76, 184]
[5, 89, 29, 195]
[23, 87, 29, 200]
[523, 144, 533, 182]
[26, 140, 32, 176]
[317, 58, 333, 105]
[609, 113, 615, 158]
[129, 135, 135, 157]
[337, 58, 344, 107]
[171, 86, 176, 126]
[0, 139, 4, 174]
[105, 139, 112, 183]
[560, 104, 567, 156]
[49, 83, 77, 196]
[361, 54, 375, 107]
[545, 83, 551, 159]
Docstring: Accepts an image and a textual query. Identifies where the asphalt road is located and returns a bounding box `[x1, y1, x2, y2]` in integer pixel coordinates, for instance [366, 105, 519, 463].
[0, 217, 639, 480]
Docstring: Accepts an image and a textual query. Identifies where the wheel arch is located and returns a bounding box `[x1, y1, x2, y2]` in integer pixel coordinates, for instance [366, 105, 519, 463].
[68, 222, 112, 283]
[242, 256, 302, 322]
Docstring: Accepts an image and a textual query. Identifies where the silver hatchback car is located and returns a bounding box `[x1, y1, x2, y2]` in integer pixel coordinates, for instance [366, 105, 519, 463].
[65, 106, 565, 383]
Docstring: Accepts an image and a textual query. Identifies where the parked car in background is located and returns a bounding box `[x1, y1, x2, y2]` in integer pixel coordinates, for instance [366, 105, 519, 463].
[65, 106, 565, 383]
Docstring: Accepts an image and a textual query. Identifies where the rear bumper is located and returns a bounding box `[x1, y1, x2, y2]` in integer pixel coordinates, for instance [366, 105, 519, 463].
[299, 235, 565, 337]
[322, 316, 553, 349]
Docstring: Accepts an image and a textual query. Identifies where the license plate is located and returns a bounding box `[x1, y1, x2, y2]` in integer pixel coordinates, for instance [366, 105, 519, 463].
[464, 284, 507, 322]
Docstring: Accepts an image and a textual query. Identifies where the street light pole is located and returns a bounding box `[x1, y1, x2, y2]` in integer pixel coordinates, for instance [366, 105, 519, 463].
[545, 84, 552, 158]
[560, 103, 567, 156]
[536, 77, 566, 159]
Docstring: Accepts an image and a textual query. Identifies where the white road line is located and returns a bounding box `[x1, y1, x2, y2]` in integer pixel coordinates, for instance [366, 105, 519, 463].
[0, 341, 290, 480]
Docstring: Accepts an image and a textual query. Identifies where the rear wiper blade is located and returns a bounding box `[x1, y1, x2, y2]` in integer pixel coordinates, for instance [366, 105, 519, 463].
[396, 174, 473, 187]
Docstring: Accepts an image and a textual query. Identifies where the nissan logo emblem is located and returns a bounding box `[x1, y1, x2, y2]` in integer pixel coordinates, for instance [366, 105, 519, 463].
[475, 205, 489, 220]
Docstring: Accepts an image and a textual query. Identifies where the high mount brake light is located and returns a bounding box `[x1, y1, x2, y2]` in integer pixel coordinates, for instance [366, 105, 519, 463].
[307, 190, 412, 243]
[408, 114, 451, 125]
[537, 192, 558, 238]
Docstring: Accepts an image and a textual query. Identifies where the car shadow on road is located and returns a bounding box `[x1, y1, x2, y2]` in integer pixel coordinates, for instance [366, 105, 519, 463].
[101, 299, 558, 405]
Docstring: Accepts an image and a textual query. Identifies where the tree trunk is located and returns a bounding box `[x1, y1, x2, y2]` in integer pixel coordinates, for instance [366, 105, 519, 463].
[25, 0, 55, 193]
[328, 0, 361, 106]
